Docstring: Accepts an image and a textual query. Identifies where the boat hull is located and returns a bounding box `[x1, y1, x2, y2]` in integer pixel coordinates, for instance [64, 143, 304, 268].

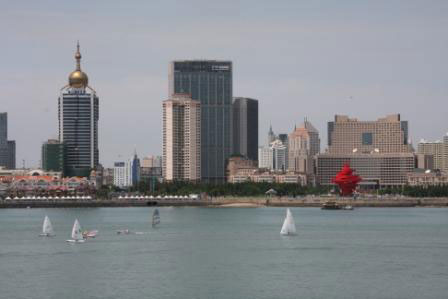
[66, 239, 85, 243]
[321, 206, 342, 210]
[39, 233, 55, 237]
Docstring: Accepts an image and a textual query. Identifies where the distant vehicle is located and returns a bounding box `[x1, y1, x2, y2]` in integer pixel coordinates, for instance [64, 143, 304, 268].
[189, 194, 199, 200]
[321, 201, 342, 210]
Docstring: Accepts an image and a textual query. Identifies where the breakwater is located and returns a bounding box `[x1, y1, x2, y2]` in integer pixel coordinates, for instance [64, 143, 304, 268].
[1, 196, 448, 208]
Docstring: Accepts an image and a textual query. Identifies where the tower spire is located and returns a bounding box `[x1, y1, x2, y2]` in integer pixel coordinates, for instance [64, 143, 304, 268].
[75, 41, 81, 71]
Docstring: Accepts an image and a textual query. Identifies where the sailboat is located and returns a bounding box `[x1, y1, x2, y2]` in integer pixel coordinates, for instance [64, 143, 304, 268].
[152, 209, 160, 227]
[280, 208, 297, 236]
[39, 215, 55, 237]
[66, 219, 85, 243]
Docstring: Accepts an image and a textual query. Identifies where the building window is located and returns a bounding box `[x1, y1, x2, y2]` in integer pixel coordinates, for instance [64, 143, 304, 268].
[362, 132, 373, 145]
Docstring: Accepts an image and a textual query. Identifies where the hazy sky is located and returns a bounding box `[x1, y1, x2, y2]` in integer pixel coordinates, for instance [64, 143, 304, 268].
[2, 0, 448, 168]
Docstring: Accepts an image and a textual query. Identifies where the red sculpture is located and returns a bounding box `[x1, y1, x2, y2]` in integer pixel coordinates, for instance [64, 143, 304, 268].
[332, 164, 362, 196]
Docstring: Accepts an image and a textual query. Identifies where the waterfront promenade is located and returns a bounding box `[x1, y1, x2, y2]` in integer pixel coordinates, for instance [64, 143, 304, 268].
[1, 195, 448, 208]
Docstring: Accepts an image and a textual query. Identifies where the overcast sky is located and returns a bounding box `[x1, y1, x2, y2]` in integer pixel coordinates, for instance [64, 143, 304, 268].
[2, 0, 448, 168]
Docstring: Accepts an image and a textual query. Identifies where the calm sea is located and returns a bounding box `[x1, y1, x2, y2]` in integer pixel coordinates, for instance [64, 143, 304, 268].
[1, 207, 447, 299]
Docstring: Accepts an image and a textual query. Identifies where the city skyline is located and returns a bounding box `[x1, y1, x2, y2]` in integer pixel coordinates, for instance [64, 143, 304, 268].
[2, 1, 448, 168]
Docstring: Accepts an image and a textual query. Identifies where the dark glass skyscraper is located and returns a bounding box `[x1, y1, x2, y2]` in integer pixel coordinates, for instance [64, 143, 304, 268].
[169, 61, 232, 183]
[132, 152, 141, 186]
[232, 97, 258, 161]
[58, 43, 99, 177]
[41, 139, 65, 173]
[0, 112, 16, 169]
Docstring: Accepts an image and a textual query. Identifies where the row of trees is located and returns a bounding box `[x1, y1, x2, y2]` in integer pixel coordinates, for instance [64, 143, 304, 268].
[98, 181, 448, 198]
[126, 181, 332, 197]
[378, 185, 448, 197]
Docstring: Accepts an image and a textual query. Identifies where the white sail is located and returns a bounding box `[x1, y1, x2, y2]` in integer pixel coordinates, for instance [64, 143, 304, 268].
[280, 208, 297, 235]
[71, 219, 83, 241]
[42, 216, 54, 235]
[152, 209, 160, 227]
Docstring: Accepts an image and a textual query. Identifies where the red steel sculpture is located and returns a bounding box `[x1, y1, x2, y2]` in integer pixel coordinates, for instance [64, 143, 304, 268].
[332, 164, 362, 196]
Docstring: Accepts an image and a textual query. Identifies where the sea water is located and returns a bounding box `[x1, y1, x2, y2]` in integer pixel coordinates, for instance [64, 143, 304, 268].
[1, 207, 447, 299]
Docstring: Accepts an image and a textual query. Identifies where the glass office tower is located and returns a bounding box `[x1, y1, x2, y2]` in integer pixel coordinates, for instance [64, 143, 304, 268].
[232, 97, 258, 162]
[169, 61, 232, 183]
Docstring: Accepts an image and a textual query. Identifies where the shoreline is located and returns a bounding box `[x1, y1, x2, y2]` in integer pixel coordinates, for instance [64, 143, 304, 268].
[1, 196, 448, 208]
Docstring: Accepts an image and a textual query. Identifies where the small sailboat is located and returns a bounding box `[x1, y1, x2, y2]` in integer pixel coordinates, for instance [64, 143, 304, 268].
[66, 219, 85, 243]
[280, 208, 297, 236]
[152, 209, 160, 227]
[39, 215, 55, 237]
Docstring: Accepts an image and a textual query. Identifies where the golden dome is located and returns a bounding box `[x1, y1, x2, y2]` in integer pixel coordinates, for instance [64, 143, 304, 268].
[68, 41, 88, 88]
[69, 70, 88, 88]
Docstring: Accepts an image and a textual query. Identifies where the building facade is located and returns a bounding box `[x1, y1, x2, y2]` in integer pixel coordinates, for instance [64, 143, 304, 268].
[258, 146, 273, 170]
[41, 139, 65, 174]
[163, 94, 201, 181]
[59, 43, 99, 177]
[232, 97, 258, 161]
[0, 113, 16, 169]
[169, 60, 232, 183]
[288, 119, 320, 174]
[317, 153, 415, 187]
[407, 170, 448, 186]
[226, 156, 257, 182]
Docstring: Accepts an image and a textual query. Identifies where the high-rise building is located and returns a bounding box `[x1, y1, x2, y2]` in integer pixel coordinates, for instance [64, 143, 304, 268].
[41, 139, 65, 173]
[163, 94, 201, 181]
[267, 125, 276, 144]
[169, 60, 232, 183]
[0, 113, 6, 144]
[131, 152, 141, 186]
[278, 133, 289, 169]
[327, 114, 411, 154]
[288, 119, 320, 174]
[272, 140, 287, 171]
[59, 43, 99, 177]
[317, 114, 414, 188]
[142, 155, 162, 168]
[418, 134, 448, 173]
[445, 134, 448, 172]
[258, 140, 287, 172]
[232, 97, 258, 161]
[113, 161, 132, 188]
[0, 113, 16, 169]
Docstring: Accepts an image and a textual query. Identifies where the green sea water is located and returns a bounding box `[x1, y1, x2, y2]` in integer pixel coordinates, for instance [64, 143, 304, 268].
[1, 207, 447, 299]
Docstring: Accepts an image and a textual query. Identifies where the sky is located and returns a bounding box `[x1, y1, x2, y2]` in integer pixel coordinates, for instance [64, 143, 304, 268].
[1, 0, 448, 168]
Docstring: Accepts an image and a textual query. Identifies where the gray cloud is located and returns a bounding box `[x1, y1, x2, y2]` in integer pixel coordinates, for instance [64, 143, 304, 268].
[1, 0, 447, 167]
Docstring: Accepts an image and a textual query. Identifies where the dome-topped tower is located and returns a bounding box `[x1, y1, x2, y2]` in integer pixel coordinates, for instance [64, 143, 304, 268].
[68, 41, 88, 88]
